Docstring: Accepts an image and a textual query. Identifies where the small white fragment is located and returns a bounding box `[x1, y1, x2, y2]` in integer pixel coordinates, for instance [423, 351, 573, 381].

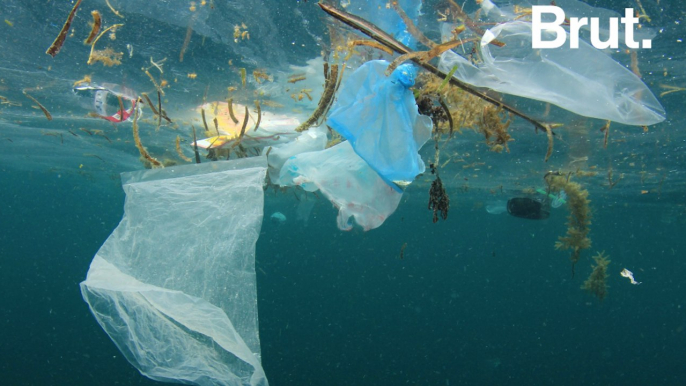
[481, 29, 497, 47]
[620, 268, 641, 285]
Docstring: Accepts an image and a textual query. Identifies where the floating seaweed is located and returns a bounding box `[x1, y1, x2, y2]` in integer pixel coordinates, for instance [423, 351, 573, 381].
[105, 0, 124, 18]
[480, 105, 513, 153]
[45, 0, 83, 57]
[180, 18, 194, 62]
[437, 97, 454, 137]
[84, 11, 102, 45]
[87, 24, 124, 66]
[428, 164, 449, 223]
[607, 167, 621, 189]
[389, 0, 436, 48]
[253, 100, 262, 132]
[544, 124, 554, 162]
[252, 70, 272, 84]
[287, 74, 307, 84]
[233, 23, 249, 42]
[73, 75, 92, 88]
[545, 172, 592, 274]
[238, 105, 249, 139]
[175, 136, 192, 162]
[141, 92, 171, 123]
[659, 84, 686, 97]
[437, 65, 458, 93]
[399, 242, 408, 259]
[444, 0, 505, 47]
[23, 90, 52, 121]
[148, 57, 166, 74]
[345, 39, 394, 60]
[582, 251, 610, 301]
[227, 98, 239, 124]
[132, 102, 162, 168]
[385, 39, 463, 76]
[295, 63, 342, 132]
[599, 120, 611, 149]
[191, 125, 201, 164]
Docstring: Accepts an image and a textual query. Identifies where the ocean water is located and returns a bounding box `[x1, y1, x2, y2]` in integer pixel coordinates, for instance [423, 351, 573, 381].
[1, 0, 685, 385]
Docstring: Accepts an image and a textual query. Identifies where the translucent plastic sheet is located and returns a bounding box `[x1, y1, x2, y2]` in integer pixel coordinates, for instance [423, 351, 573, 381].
[479, 0, 657, 45]
[80, 157, 268, 386]
[327, 61, 432, 187]
[265, 125, 328, 185]
[341, 0, 422, 47]
[531, 0, 656, 46]
[439, 21, 665, 125]
[279, 141, 403, 231]
[89, 0, 291, 66]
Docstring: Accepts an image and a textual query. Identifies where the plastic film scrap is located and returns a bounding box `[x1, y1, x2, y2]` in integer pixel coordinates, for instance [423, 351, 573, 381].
[279, 141, 403, 231]
[438, 20, 665, 126]
[80, 157, 269, 386]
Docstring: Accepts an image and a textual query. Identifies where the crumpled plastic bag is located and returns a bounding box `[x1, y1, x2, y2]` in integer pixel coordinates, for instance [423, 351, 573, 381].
[438, 21, 665, 125]
[327, 60, 433, 188]
[279, 141, 403, 231]
[80, 157, 269, 386]
[73, 82, 139, 123]
[265, 125, 328, 185]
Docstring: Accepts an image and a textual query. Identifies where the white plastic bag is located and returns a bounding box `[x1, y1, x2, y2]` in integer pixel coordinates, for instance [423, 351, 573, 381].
[81, 157, 268, 386]
[265, 125, 328, 185]
[439, 21, 665, 125]
[279, 141, 402, 231]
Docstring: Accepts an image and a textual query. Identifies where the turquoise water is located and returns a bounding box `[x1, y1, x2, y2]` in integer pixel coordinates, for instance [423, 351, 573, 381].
[1, 0, 686, 385]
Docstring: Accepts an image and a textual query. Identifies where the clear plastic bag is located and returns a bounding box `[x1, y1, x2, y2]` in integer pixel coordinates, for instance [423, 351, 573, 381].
[265, 125, 328, 185]
[279, 141, 403, 231]
[327, 60, 433, 187]
[439, 21, 665, 125]
[80, 157, 269, 386]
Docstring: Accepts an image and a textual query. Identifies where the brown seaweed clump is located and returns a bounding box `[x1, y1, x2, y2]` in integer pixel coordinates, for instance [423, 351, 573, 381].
[414, 73, 513, 152]
[480, 105, 513, 153]
[545, 172, 592, 272]
[428, 164, 449, 223]
[90, 47, 123, 67]
[582, 251, 610, 301]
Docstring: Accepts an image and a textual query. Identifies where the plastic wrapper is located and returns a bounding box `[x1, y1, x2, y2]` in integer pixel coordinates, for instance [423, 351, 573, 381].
[73, 82, 139, 123]
[264, 125, 328, 185]
[80, 157, 269, 386]
[279, 141, 403, 231]
[327, 61, 433, 188]
[438, 21, 665, 125]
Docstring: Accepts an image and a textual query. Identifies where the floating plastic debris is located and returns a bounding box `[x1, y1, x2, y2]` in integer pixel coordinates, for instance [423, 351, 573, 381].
[620, 268, 641, 285]
[270, 212, 287, 224]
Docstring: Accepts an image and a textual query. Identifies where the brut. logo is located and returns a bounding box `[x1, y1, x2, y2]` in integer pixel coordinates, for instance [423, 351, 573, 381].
[531, 6, 652, 49]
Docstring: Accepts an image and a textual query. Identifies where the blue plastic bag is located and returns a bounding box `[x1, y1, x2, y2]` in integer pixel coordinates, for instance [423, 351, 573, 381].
[327, 60, 433, 189]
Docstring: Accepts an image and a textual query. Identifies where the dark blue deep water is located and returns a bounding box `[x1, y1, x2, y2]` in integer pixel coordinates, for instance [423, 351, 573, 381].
[1, 0, 686, 385]
[2, 168, 685, 385]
